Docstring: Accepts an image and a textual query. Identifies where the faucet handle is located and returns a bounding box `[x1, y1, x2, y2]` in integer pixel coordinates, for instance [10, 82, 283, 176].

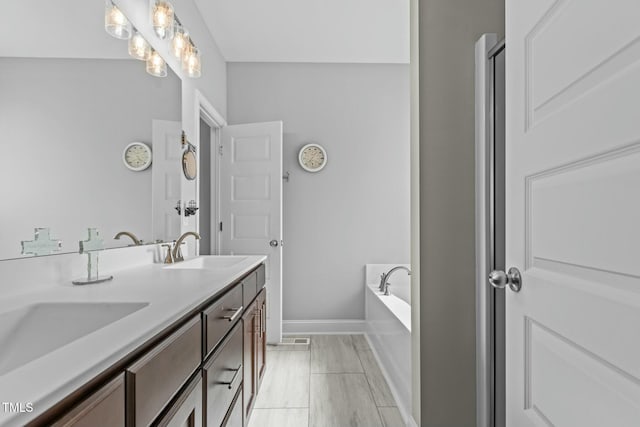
[384, 282, 392, 296]
[378, 272, 387, 290]
[162, 243, 174, 264]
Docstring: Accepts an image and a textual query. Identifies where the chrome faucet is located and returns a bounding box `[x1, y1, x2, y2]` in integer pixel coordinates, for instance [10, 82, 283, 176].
[172, 231, 201, 262]
[114, 231, 142, 246]
[379, 266, 411, 296]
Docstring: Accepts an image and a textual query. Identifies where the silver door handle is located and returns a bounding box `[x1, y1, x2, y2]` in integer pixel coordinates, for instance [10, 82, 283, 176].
[269, 239, 279, 247]
[488, 267, 522, 292]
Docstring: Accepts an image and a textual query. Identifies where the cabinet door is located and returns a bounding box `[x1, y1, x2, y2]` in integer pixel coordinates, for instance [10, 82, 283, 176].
[155, 375, 202, 427]
[52, 374, 125, 427]
[242, 301, 257, 426]
[256, 289, 267, 389]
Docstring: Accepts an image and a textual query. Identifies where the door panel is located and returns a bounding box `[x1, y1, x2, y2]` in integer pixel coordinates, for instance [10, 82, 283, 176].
[506, 1, 640, 426]
[152, 120, 182, 243]
[220, 122, 282, 344]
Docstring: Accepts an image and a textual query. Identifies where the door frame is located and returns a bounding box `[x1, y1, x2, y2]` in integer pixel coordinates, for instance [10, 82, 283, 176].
[193, 90, 226, 255]
[476, 34, 506, 427]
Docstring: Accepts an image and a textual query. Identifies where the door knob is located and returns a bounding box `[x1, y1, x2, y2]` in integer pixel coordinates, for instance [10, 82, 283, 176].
[269, 239, 279, 247]
[488, 267, 522, 292]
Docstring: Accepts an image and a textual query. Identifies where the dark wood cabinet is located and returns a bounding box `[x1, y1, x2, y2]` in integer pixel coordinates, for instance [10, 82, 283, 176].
[242, 288, 267, 426]
[52, 374, 125, 427]
[36, 264, 265, 427]
[242, 300, 258, 425]
[155, 375, 203, 427]
[126, 316, 201, 427]
[204, 322, 243, 427]
[203, 284, 243, 359]
[242, 272, 258, 311]
[222, 389, 243, 427]
[256, 289, 267, 389]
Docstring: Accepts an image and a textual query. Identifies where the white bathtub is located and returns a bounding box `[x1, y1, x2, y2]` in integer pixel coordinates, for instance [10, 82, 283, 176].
[364, 264, 411, 424]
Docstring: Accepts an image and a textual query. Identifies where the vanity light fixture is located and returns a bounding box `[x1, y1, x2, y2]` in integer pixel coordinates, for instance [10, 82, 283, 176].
[182, 43, 201, 78]
[104, 0, 132, 40]
[171, 20, 189, 59]
[152, 0, 175, 40]
[128, 29, 152, 61]
[146, 50, 167, 77]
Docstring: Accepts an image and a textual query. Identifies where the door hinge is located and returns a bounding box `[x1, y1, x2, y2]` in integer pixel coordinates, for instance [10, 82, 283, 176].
[219, 222, 223, 232]
[218, 145, 223, 156]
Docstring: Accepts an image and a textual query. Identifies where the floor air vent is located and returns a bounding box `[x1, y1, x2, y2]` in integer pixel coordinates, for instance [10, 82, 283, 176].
[269, 337, 311, 350]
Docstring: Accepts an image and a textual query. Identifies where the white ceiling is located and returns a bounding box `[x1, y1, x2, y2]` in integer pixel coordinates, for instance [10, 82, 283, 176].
[193, 0, 410, 64]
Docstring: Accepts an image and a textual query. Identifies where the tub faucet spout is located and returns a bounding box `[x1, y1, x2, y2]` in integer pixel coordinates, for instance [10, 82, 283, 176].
[379, 266, 411, 295]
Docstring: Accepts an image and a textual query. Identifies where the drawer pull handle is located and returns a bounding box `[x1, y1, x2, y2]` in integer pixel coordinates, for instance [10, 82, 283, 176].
[219, 365, 242, 389]
[221, 306, 243, 322]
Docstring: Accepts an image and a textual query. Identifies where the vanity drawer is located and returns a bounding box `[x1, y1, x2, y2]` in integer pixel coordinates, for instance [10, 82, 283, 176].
[203, 283, 243, 358]
[155, 374, 203, 427]
[242, 272, 258, 308]
[126, 316, 201, 427]
[204, 322, 243, 427]
[256, 264, 266, 292]
[53, 374, 125, 427]
[222, 388, 243, 427]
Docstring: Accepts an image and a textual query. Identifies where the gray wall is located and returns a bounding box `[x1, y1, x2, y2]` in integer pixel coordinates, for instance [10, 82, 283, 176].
[0, 58, 181, 259]
[227, 62, 410, 321]
[418, 0, 504, 425]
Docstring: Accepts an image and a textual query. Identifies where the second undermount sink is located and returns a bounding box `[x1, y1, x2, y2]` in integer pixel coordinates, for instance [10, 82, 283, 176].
[0, 302, 148, 376]
[164, 256, 249, 270]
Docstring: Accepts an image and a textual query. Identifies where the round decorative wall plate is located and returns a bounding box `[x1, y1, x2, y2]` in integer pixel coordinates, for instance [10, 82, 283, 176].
[298, 143, 327, 172]
[122, 142, 152, 172]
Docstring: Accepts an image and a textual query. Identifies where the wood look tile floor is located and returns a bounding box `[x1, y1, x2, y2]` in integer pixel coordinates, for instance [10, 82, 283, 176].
[248, 335, 404, 427]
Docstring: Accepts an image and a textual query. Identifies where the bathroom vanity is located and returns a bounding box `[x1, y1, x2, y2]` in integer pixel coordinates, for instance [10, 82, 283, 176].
[0, 256, 267, 427]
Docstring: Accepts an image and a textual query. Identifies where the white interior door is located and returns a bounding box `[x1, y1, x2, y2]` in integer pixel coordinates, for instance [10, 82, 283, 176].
[152, 120, 182, 243]
[505, 1, 640, 425]
[220, 121, 283, 344]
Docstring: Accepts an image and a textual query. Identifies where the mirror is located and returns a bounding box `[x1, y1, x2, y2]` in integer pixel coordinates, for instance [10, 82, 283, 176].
[0, 1, 182, 260]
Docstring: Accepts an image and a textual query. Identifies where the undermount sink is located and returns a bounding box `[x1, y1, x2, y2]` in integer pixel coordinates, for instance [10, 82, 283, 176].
[0, 302, 148, 376]
[164, 256, 249, 270]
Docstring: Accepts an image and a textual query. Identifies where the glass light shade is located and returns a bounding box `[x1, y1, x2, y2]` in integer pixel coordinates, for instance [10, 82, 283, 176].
[182, 45, 201, 78]
[128, 31, 151, 60]
[146, 51, 167, 77]
[152, 1, 174, 40]
[171, 24, 189, 59]
[105, 1, 131, 40]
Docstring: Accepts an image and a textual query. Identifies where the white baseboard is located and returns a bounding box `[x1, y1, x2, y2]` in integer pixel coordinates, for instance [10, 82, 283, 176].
[282, 319, 366, 334]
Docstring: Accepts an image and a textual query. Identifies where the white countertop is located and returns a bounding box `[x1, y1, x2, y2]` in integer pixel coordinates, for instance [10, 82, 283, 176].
[0, 255, 266, 427]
